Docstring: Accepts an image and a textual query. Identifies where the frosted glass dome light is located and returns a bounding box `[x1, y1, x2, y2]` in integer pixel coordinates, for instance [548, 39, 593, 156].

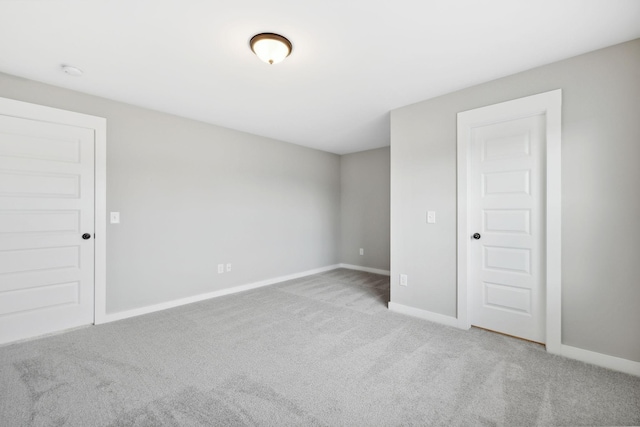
[250, 33, 292, 65]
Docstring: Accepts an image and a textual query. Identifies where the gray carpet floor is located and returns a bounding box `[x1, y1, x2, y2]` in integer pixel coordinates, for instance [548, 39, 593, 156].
[0, 268, 639, 426]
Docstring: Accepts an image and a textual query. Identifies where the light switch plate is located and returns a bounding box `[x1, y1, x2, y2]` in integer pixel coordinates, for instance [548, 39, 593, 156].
[110, 212, 120, 224]
[427, 211, 436, 224]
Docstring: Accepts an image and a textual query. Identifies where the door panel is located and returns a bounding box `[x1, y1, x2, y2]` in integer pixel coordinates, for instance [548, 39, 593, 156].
[483, 170, 530, 195]
[484, 246, 531, 274]
[0, 114, 94, 344]
[483, 210, 530, 234]
[0, 281, 80, 315]
[483, 282, 531, 314]
[0, 210, 80, 233]
[470, 114, 545, 343]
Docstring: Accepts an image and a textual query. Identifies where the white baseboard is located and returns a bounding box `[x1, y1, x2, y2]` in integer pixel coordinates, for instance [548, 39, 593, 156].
[338, 263, 390, 276]
[387, 302, 459, 328]
[550, 344, 640, 377]
[101, 265, 640, 378]
[101, 264, 340, 324]
[389, 302, 640, 377]
[389, 302, 639, 376]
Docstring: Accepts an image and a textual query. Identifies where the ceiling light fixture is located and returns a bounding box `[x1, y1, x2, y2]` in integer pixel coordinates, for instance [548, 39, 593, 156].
[62, 65, 83, 77]
[250, 33, 292, 65]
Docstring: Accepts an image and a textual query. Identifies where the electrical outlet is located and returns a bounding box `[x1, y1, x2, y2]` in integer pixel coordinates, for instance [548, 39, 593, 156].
[400, 274, 408, 286]
[359, 248, 364, 256]
[226, 263, 231, 272]
[217, 264, 224, 274]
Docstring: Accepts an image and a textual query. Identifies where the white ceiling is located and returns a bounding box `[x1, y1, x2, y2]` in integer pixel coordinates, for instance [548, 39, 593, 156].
[1, 1, 639, 154]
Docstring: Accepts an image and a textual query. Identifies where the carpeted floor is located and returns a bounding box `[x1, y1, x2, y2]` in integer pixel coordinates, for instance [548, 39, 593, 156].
[0, 268, 638, 426]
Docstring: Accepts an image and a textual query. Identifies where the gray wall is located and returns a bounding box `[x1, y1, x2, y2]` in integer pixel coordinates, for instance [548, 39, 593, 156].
[0, 72, 341, 314]
[340, 147, 390, 271]
[390, 39, 640, 362]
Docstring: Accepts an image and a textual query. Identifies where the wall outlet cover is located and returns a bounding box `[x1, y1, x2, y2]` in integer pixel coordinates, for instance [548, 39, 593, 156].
[400, 274, 408, 286]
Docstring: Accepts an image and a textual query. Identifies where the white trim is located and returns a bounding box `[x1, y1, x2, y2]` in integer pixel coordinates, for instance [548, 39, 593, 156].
[544, 91, 563, 353]
[93, 115, 107, 324]
[103, 264, 340, 323]
[456, 90, 562, 349]
[0, 97, 108, 326]
[104, 263, 393, 324]
[388, 302, 459, 328]
[554, 344, 640, 377]
[338, 263, 391, 276]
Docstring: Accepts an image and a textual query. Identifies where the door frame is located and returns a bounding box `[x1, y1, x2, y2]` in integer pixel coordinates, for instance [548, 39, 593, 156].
[0, 96, 107, 325]
[456, 89, 562, 352]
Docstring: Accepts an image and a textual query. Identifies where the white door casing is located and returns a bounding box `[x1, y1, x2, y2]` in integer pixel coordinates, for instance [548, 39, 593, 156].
[0, 97, 106, 344]
[457, 90, 562, 350]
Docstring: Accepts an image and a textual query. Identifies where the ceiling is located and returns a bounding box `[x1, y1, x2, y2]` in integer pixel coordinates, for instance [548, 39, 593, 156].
[0, 1, 639, 154]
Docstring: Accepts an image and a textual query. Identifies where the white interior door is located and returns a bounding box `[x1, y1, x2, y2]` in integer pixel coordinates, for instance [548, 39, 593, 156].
[0, 114, 95, 344]
[468, 114, 546, 343]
